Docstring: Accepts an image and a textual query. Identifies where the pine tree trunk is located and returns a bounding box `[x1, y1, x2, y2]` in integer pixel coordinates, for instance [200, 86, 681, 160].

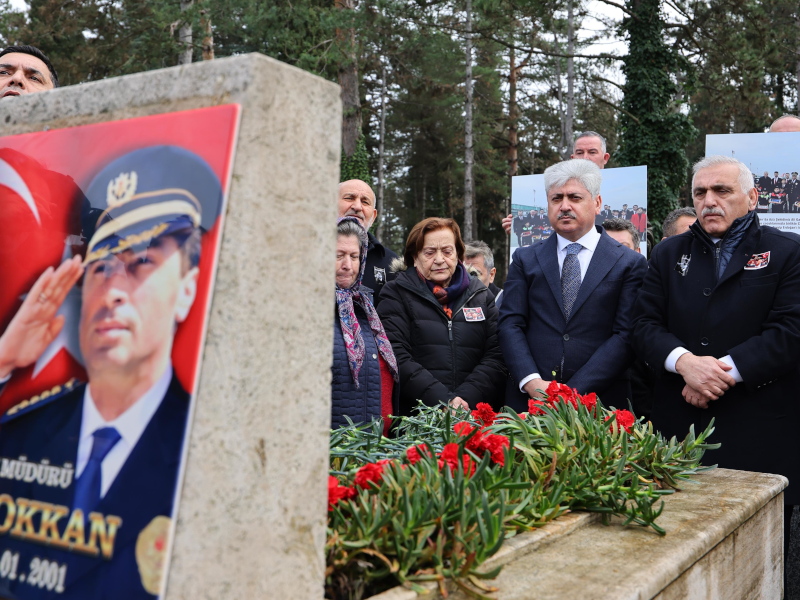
[376, 65, 388, 241]
[565, 0, 575, 150]
[463, 0, 475, 241]
[200, 8, 214, 60]
[507, 47, 519, 186]
[336, 0, 361, 159]
[178, 0, 193, 65]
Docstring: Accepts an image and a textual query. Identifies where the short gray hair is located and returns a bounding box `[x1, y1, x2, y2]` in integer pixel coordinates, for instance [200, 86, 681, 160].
[544, 159, 602, 198]
[602, 218, 639, 248]
[337, 217, 368, 246]
[574, 131, 607, 154]
[464, 240, 494, 270]
[691, 155, 754, 195]
[662, 206, 697, 238]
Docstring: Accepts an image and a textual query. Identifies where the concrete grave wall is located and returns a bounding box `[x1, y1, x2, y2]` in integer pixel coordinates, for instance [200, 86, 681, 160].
[1, 54, 341, 599]
[371, 468, 786, 600]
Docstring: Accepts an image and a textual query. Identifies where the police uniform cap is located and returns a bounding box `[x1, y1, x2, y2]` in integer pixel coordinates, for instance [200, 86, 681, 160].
[84, 146, 222, 264]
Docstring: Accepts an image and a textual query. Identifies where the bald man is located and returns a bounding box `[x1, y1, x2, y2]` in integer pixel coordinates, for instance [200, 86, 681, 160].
[769, 115, 800, 132]
[337, 179, 398, 299]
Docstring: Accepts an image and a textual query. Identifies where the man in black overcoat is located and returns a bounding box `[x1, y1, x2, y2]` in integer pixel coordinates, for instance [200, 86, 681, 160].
[633, 154, 800, 573]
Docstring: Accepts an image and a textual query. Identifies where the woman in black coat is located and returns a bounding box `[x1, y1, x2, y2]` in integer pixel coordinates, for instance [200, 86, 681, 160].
[377, 217, 506, 415]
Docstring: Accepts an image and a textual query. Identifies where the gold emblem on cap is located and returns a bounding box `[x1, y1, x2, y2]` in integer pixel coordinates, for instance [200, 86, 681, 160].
[107, 171, 138, 209]
[135, 515, 171, 595]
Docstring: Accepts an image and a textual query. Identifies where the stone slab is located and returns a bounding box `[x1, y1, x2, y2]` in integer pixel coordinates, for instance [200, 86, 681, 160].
[1, 54, 341, 599]
[381, 468, 786, 600]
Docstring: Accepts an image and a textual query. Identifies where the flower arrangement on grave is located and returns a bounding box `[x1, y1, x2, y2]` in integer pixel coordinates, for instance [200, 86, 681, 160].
[326, 382, 718, 600]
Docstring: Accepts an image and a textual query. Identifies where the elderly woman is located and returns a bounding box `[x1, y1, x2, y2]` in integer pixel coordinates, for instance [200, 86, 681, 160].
[331, 217, 398, 430]
[377, 217, 505, 414]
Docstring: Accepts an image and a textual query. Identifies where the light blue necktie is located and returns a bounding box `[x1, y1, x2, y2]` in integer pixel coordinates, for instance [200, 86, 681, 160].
[73, 427, 121, 514]
[561, 243, 582, 320]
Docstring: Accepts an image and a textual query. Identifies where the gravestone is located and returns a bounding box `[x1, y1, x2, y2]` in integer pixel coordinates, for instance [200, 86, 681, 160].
[0, 54, 340, 599]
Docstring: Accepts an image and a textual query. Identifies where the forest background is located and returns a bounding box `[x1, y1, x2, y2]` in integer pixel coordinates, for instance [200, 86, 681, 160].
[1, 0, 798, 282]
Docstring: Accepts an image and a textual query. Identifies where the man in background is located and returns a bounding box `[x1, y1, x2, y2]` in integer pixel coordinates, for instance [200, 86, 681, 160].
[661, 207, 696, 240]
[338, 179, 397, 299]
[770, 114, 800, 132]
[465, 240, 501, 299]
[602, 218, 640, 252]
[0, 45, 58, 98]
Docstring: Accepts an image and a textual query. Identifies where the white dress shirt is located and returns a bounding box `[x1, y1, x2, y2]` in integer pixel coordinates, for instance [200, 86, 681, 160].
[519, 227, 603, 392]
[76, 365, 172, 497]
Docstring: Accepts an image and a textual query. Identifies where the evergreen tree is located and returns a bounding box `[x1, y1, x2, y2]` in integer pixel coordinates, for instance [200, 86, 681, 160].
[616, 0, 696, 240]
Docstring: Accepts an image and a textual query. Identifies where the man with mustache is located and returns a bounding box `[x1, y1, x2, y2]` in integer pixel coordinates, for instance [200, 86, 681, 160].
[498, 159, 647, 410]
[0, 146, 221, 599]
[337, 179, 397, 301]
[632, 155, 800, 576]
[0, 45, 58, 98]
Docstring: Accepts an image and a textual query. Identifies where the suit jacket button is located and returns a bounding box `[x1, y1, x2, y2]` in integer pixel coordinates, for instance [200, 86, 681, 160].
[703, 288, 711, 296]
[700, 337, 709, 346]
[563, 334, 570, 341]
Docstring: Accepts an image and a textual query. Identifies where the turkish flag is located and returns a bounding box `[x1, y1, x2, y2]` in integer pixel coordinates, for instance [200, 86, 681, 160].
[0, 148, 87, 414]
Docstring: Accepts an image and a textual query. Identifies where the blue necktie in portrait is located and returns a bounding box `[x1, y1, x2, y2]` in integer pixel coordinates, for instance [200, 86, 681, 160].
[73, 426, 121, 514]
[561, 243, 582, 319]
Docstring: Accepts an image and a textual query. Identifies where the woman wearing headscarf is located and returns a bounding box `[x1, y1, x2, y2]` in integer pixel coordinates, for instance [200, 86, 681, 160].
[331, 217, 398, 430]
[377, 217, 505, 415]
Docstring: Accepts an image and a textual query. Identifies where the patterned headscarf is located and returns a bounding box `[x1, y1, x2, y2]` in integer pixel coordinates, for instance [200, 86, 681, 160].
[335, 217, 398, 386]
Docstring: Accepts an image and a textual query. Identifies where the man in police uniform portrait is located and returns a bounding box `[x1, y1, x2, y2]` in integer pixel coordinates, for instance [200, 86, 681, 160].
[0, 145, 222, 600]
[632, 155, 800, 582]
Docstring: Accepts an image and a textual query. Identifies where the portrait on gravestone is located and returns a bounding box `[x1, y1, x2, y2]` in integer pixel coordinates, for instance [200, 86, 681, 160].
[0, 105, 238, 599]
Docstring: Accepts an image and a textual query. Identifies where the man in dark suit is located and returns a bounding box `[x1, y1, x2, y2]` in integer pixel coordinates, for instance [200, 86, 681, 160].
[0, 146, 220, 599]
[499, 159, 647, 410]
[632, 154, 800, 579]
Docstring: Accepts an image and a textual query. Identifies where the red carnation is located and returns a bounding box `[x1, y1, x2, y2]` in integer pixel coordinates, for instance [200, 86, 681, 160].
[328, 475, 356, 511]
[471, 402, 497, 426]
[354, 459, 391, 489]
[406, 444, 432, 465]
[454, 421, 485, 454]
[612, 409, 636, 433]
[480, 433, 510, 466]
[579, 392, 597, 411]
[438, 443, 475, 476]
[528, 399, 547, 415]
[546, 381, 578, 408]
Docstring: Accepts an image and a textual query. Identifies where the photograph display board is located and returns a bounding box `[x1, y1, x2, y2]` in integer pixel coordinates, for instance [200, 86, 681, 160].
[0, 105, 239, 599]
[706, 132, 800, 235]
[510, 165, 649, 256]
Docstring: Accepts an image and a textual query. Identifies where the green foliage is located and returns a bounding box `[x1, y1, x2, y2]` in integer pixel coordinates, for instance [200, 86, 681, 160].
[616, 0, 697, 240]
[341, 134, 372, 185]
[326, 394, 718, 599]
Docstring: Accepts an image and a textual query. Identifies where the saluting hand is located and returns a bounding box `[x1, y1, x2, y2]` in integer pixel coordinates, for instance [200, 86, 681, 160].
[0, 256, 84, 379]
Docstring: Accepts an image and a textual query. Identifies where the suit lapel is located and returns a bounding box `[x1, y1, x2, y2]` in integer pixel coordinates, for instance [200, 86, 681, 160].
[569, 232, 621, 319]
[537, 235, 564, 316]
